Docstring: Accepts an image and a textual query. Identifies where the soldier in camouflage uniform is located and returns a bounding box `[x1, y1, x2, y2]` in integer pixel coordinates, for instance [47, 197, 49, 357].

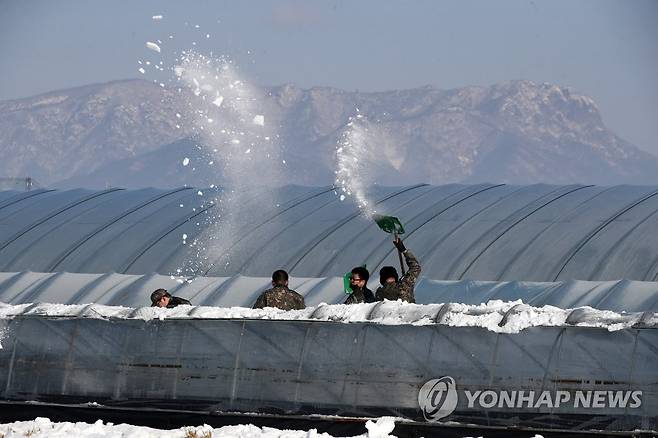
[344, 266, 376, 304]
[253, 269, 305, 310]
[375, 237, 421, 303]
[150, 289, 191, 308]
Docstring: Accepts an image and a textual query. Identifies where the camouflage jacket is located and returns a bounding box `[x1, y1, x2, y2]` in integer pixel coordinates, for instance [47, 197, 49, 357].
[375, 250, 421, 303]
[344, 286, 376, 304]
[253, 285, 305, 311]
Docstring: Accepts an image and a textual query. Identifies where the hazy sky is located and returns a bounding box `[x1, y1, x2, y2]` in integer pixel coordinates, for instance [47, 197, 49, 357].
[1, 0, 656, 153]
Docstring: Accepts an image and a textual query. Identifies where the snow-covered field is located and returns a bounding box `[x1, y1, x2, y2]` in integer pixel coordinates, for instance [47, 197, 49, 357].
[0, 299, 654, 335]
[0, 417, 401, 438]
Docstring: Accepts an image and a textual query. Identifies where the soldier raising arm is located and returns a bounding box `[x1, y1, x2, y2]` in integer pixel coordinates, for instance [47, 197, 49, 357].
[375, 236, 421, 303]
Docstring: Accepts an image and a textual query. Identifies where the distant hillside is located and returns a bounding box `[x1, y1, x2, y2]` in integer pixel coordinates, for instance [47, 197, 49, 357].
[1, 79, 657, 188]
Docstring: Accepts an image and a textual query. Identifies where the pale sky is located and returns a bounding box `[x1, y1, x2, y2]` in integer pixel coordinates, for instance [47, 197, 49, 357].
[0, 0, 656, 153]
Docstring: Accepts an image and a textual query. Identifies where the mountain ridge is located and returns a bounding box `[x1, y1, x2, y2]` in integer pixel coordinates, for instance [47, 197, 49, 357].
[0, 78, 656, 188]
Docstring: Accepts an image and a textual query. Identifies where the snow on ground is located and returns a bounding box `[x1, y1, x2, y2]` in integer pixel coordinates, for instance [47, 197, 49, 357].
[0, 299, 653, 333]
[0, 417, 397, 438]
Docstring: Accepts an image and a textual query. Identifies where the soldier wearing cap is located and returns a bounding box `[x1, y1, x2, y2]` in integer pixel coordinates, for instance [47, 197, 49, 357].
[375, 236, 421, 303]
[150, 289, 191, 308]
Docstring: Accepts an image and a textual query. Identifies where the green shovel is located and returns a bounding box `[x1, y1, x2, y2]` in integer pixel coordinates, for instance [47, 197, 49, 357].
[372, 214, 406, 275]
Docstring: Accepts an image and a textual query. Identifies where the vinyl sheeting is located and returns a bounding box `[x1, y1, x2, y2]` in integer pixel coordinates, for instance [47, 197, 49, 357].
[1, 271, 658, 312]
[0, 316, 655, 432]
[2, 184, 658, 281]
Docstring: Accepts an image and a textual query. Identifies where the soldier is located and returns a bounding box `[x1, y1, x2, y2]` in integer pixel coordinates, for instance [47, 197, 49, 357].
[253, 269, 305, 310]
[344, 266, 376, 304]
[150, 289, 191, 308]
[375, 236, 421, 303]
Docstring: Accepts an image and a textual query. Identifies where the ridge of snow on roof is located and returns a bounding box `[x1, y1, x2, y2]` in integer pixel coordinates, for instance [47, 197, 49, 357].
[1, 299, 655, 334]
[1, 271, 657, 312]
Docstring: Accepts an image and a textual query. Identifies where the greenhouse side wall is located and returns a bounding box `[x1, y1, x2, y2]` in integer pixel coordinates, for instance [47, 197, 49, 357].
[0, 316, 655, 432]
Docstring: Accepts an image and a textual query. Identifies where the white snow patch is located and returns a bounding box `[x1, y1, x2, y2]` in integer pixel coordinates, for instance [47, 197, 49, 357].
[0, 300, 650, 333]
[182, 157, 190, 166]
[0, 417, 387, 437]
[0, 322, 6, 350]
[146, 41, 161, 53]
[138, 67, 145, 74]
[152, 15, 163, 20]
[252, 114, 265, 126]
[212, 95, 224, 107]
[365, 417, 396, 438]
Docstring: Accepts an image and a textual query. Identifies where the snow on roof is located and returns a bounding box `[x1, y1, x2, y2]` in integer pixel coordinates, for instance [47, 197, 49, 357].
[1, 299, 655, 334]
[1, 271, 657, 312]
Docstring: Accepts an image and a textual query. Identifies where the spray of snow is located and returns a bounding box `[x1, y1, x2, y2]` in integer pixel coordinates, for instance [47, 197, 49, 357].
[0, 417, 397, 438]
[335, 111, 380, 217]
[171, 51, 283, 276]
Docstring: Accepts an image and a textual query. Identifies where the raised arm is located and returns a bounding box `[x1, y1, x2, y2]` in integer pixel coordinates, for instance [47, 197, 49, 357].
[398, 250, 421, 303]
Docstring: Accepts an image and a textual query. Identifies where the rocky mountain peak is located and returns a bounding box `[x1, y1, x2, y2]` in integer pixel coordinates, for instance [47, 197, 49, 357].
[0, 78, 655, 188]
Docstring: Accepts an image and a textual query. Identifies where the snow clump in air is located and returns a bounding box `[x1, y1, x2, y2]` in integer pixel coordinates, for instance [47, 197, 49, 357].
[146, 41, 161, 53]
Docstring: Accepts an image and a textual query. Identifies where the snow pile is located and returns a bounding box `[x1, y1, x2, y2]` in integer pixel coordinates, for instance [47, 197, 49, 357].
[364, 417, 396, 438]
[0, 300, 652, 333]
[0, 417, 397, 437]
